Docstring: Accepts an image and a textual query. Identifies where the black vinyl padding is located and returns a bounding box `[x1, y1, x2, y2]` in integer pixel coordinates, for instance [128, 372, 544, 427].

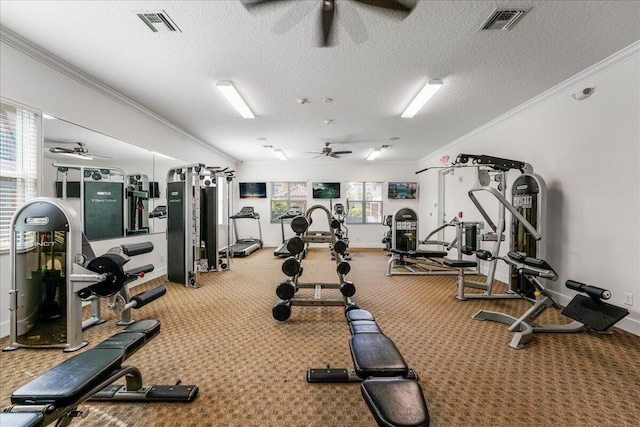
[390, 249, 447, 259]
[11, 348, 126, 407]
[0, 412, 44, 427]
[346, 309, 375, 322]
[442, 259, 478, 268]
[349, 320, 382, 334]
[350, 333, 409, 379]
[10, 320, 161, 409]
[361, 379, 430, 427]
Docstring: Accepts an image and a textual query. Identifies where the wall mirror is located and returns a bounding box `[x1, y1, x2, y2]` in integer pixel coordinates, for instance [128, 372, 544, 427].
[42, 116, 182, 239]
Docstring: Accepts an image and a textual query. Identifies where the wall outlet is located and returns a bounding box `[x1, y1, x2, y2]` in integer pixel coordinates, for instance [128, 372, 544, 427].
[624, 292, 633, 306]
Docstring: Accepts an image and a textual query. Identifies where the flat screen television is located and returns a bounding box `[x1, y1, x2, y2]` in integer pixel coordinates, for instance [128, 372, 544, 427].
[55, 181, 81, 198]
[312, 182, 340, 199]
[388, 182, 417, 199]
[239, 182, 267, 199]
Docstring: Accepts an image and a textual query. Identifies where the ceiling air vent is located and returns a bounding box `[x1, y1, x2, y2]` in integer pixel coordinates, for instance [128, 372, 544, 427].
[479, 8, 529, 31]
[137, 11, 181, 33]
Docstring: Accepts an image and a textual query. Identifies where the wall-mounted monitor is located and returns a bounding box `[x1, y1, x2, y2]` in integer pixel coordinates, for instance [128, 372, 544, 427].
[388, 182, 417, 199]
[312, 182, 341, 199]
[239, 182, 267, 199]
[55, 181, 81, 198]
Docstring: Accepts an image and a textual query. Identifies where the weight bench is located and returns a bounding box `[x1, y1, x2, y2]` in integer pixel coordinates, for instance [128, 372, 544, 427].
[387, 248, 471, 277]
[308, 309, 430, 427]
[3, 319, 198, 426]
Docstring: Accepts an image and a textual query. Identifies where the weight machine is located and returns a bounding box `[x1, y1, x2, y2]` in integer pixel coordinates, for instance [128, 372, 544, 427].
[166, 164, 233, 287]
[54, 163, 126, 240]
[126, 173, 150, 235]
[418, 154, 546, 300]
[3, 198, 164, 352]
[385, 207, 483, 276]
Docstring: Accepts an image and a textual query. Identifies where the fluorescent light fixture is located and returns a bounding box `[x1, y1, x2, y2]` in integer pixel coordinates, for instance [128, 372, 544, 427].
[216, 80, 255, 119]
[367, 148, 382, 161]
[274, 149, 287, 160]
[401, 79, 443, 118]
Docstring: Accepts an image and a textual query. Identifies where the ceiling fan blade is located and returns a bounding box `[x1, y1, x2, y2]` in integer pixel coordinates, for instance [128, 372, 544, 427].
[272, 0, 315, 35]
[332, 150, 353, 155]
[321, 0, 335, 47]
[49, 147, 74, 154]
[353, 0, 412, 13]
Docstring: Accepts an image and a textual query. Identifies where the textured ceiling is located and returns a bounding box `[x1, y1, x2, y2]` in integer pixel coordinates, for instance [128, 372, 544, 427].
[1, 1, 639, 163]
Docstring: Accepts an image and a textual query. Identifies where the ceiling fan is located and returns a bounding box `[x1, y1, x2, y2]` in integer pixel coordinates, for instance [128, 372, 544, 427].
[305, 142, 353, 159]
[242, 0, 414, 47]
[48, 142, 112, 160]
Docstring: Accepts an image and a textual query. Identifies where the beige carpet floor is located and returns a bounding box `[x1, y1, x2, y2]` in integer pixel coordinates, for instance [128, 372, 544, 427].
[1, 247, 639, 426]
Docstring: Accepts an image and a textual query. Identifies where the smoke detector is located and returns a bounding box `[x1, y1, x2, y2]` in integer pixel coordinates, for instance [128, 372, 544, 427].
[479, 8, 530, 31]
[136, 11, 181, 33]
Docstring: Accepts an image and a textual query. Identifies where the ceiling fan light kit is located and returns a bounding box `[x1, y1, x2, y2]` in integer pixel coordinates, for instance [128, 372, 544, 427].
[401, 79, 443, 118]
[274, 148, 288, 160]
[216, 80, 255, 119]
[367, 148, 382, 161]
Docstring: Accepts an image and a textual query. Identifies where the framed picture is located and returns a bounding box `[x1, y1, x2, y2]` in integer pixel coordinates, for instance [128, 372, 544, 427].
[239, 182, 267, 198]
[312, 182, 340, 199]
[388, 182, 417, 199]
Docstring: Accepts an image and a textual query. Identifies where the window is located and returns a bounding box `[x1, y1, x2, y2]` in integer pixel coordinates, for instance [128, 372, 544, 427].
[345, 181, 383, 224]
[1, 101, 39, 251]
[271, 181, 307, 222]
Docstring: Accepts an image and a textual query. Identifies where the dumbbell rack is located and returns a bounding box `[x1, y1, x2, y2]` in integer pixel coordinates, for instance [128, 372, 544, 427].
[272, 205, 356, 321]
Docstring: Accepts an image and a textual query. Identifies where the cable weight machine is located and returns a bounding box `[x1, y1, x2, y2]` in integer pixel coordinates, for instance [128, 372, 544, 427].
[166, 164, 234, 287]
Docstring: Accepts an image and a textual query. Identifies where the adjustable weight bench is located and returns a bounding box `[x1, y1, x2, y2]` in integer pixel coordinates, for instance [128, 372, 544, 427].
[387, 248, 472, 277]
[3, 319, 198, 426]
[308, 309, 430, 427]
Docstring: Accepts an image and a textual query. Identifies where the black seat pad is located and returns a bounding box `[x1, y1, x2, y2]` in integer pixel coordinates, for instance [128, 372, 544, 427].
[361, 379, 430, 427]
[95, 332, 146, 359]
[121, 319, 161, 340]
[11, 348, 125, 407]
[349, 320, 381, 334]
[346, 309, 375, 322]
[0, 412, 44, 427]
[390, 249, 447, 258]
[443, 258, 477, 268]
[350, 333, 408, 379]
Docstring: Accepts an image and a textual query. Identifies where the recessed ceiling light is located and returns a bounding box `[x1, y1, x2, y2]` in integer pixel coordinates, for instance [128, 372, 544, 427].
[297, 98, 309, 104]
[324, 119, 335, 125]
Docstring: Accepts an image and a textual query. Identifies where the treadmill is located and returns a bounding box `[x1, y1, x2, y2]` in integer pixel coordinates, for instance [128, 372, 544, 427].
[219, 206, 263, 257]
[274, 206, 304, 257]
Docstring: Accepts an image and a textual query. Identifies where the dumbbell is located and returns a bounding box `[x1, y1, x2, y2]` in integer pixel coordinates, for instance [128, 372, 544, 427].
[340, 280, 356, 297]
[276, 279, 297, 300]
[282, 256, 302, 277]
[333, 239, 348, 254]
[272, 300, 292, 321]
[286, 236, 305, 256]
[336, 261, 351, 275]
[291, 216, 310, 235]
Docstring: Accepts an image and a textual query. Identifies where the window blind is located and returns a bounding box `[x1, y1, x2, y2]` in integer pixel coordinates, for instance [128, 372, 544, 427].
[1, 102, 39, 251]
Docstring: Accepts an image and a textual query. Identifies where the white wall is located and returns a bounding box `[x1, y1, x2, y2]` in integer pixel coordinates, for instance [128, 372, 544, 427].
[418, 44, 640, 335]
[0, 36, 236, 337]
[234, 160, 419, 247]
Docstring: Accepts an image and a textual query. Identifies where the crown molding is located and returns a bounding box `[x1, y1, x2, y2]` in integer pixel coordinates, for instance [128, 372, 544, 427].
[0, 26, 237, 164]
[418, 40, 640, 165]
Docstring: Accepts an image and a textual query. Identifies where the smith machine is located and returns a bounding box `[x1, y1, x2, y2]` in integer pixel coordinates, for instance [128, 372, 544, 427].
[166, 164, 235, 287]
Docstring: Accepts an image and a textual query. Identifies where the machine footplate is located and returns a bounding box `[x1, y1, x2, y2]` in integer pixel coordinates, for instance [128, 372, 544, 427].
[90, 384, 198, 402]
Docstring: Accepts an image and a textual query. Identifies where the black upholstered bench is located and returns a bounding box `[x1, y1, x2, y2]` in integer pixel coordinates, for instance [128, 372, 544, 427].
[442, 259, 478, 269]
[4, 320, 197, 426]
[390, 249, 448, 259]
[309, 308, 430, 426]
[0, 412, 44, 427]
